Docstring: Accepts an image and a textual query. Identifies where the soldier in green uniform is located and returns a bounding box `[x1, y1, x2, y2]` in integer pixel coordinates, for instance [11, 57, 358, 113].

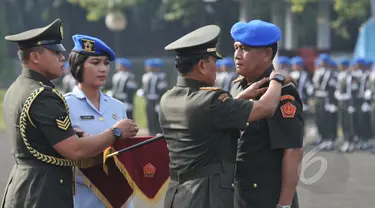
[2, 19, 139, 208]
[230, 20, 303, 208]
[159, 25, 294, 208]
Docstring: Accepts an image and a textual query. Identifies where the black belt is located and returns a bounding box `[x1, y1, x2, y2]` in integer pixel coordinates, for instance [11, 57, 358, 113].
[170, 161, 234, 183]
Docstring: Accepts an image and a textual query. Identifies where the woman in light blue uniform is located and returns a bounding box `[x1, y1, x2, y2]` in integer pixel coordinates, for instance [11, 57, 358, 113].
[64, 34, 132, 208]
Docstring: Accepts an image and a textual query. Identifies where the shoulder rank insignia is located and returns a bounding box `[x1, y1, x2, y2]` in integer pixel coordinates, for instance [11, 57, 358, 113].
[199, 87, 222, 91]
[280, 95, 295, 101]
[143, 163, 156, 178]
[218, 92, 230, 102]
[56, 115, 71, 130]
[232, 76, 244, 83]
[280, 102, 296, 118]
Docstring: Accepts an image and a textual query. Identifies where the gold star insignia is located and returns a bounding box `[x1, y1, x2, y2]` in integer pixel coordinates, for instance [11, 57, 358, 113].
[82, 39, 95, 53]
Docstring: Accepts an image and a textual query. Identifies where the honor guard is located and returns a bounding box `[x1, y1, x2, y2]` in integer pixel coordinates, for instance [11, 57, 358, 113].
[290, 56, 314, 117]
[231, 20, 303, 208]
[2, 19, 138, 208]
[160, 24, 293, 208]
[335, 58, 356, 152]
[312, 54, 336, 150]
[357, 59, 374, 150]
[112, 58, 138, 119]
[215, 57, 237, 91]
[141, 58, 168, 135]
[61, 61, 76, 94]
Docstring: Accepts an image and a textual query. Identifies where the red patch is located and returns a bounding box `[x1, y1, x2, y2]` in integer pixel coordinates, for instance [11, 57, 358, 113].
[143, 163, 156, 178]
[280, 102, 296, 118]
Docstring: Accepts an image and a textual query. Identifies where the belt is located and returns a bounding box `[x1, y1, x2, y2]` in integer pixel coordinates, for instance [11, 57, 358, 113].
[170, 161, 234, 183]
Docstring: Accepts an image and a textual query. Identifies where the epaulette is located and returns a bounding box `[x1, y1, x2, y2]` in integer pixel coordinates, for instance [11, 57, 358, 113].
[199, 87, 222, 91]
[232, 76, 244, 83]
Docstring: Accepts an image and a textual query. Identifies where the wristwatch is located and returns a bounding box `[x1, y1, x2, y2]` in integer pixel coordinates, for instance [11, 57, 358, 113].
[271, 74, 285, 85]
[111, 128, 122, 140]
[276, 205, 291, 208]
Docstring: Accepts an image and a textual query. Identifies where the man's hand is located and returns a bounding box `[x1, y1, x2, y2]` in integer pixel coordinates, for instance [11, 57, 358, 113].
[112, 119, 139, 139]
[236, 77, 269, 100]
[270, 70, 295, 85]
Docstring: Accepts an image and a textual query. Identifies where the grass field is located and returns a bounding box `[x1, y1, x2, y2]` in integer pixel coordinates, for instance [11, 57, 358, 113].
[0, 89, 148, 130]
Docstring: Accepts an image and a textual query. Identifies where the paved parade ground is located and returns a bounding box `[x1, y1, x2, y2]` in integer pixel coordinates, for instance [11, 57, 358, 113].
[0, 125, 374, 208]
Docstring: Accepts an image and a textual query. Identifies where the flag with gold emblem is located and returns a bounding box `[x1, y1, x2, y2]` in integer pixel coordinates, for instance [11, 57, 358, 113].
[104, 136, 170, 208]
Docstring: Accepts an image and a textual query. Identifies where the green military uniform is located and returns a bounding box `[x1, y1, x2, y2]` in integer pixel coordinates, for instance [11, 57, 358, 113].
[159, 25, 253, 208]
[2, 19, 77, 208]
[233, 67, 302, 208]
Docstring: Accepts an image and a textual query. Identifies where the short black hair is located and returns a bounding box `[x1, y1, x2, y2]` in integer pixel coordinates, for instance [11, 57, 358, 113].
[17, 46, 45, 64]
[68, 51, 88, 83]
[270, 42, 278, 60]
[175, 54, 211, 75]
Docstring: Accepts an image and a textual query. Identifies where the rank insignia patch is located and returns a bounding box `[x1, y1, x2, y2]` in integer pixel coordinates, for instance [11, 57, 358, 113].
[218, 93, 230, 102]
[143, 163, 156, 178]
[280, 102, 296, 118]
[56, 115, 71, 131]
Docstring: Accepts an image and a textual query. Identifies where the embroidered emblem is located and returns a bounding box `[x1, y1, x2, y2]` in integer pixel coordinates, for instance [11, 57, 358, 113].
[280, 95, 295, 101]
[280, 102, 296, 118]
[56, 115, 71, 131]
[82, 39, 95, 53]
[143, 163, 156, 178]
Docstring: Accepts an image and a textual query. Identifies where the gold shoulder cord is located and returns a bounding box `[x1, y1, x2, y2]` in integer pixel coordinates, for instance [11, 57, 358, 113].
[19, 83, 76, 167]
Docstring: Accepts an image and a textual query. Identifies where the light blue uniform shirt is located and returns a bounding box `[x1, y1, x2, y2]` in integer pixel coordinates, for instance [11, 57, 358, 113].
[64, 86, 131, 208]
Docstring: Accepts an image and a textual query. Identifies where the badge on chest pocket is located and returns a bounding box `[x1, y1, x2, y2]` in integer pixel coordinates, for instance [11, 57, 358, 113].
[80, 115, 94, 120]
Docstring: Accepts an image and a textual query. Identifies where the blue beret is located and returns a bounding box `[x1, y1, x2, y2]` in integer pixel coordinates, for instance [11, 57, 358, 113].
[116, 58, 132, 69]
[354, 57, 366, 65]
[277, 56, 290, 65]
[337, 58, 350, 67]
[216, 59, 222, 68]
[319, 53, 330, 63]
[365, 59, 373, 66]
[329, 59, 337, 67]
[290, 56, 304, 65]
[145, 58, 164, 68]
[230, 20, 281, 47]
[72, 34, 116, 61]
[64, 61, 70, 69]
[221, 57, 235, 68]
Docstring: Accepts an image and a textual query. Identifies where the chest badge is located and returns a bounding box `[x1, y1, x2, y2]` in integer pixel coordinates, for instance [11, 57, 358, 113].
[280, 102, 296, 118]
[112, 114, 118, 120]
[143, 163, 156, 178]
[80, 115, 94, 120]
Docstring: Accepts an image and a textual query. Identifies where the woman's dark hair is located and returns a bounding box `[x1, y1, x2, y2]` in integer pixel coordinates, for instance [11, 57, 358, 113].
[175, 54, 210, 75]
[68, 51, 88, 83]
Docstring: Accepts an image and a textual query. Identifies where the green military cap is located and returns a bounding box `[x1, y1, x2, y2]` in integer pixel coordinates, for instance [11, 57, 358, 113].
[5, 18, 65, 52]
[165, 25, 222, 59]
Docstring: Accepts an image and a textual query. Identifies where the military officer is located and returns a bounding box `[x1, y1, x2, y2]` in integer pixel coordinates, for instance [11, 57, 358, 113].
[230, 20, 303, 208]
[160, 24, 293, 208]
[112, 58, 138, 119]
[141, 58, 168, 135]
[2, 19, 138, 208]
